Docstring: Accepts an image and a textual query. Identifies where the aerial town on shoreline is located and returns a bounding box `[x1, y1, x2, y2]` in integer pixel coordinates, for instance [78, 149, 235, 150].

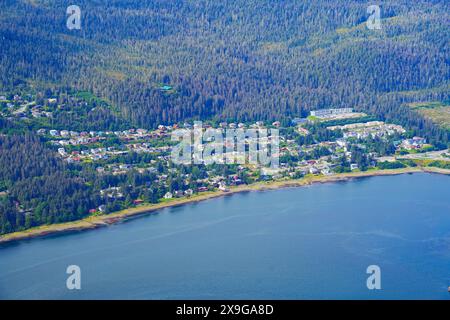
[1, 92, 449, 215]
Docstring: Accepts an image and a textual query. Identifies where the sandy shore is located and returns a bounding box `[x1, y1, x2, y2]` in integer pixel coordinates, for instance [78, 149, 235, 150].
[1, 166, 449, 244]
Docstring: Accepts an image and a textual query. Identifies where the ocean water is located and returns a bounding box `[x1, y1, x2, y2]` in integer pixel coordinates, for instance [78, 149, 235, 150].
[0, 173, 449, 299]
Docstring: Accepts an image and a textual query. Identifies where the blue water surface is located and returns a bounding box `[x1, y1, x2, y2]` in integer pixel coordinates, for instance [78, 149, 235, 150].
[0, 173, 449, 299]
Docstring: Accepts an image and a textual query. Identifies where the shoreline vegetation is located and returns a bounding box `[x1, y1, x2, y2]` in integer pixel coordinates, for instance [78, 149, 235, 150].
[1, 166, 449, 244]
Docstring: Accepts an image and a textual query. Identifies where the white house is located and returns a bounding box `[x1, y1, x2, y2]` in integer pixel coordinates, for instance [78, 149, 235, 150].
[218, 182, 229, 192]
[309, 167, 319, 175]
[164, 192, 173, 199]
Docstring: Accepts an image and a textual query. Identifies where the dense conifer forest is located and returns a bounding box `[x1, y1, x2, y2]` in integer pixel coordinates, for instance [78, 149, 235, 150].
[1, 1, 448, 134]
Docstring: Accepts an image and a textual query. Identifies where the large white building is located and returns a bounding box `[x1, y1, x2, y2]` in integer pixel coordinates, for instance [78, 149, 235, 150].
[310, 108, 353, 118]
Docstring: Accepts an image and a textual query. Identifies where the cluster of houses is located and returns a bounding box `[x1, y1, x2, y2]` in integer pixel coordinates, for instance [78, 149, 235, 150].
[292, 108, 365, 124]
[96, 163, 148, 175]
[163, 189, 194, 199]
[36, 127, 174, 163]
[185, 120, 285, 130]
[4, 98, 433, 210]
[5, 92, 445, 216]
[34, 115, 426, 178]
[126, 143, 171, 154]
[326, 121, 428, 152]
[327, 121, 406, 140]
[0, 95, 60, 120]
[310, 108, 354, 119]
[61, 147, 127, 163]
[400, 137, 427, 150]
[38, 127, 171, 141]
[100, 187, 124, 199]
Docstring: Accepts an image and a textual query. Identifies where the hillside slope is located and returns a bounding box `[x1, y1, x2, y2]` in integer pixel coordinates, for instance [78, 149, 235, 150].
[0, 0, 449, 142]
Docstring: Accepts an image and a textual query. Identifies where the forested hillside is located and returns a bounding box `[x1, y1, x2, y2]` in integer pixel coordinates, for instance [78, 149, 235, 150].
[0, 134, 100, 233]
[1, 0, 449, 143]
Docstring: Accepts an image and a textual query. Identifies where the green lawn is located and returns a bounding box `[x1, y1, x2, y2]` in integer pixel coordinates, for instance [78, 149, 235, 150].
[407, 101, 450, 130]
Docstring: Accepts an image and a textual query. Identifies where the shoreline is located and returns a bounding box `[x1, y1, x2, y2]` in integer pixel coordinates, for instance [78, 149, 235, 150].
[1, 166, 449, 245]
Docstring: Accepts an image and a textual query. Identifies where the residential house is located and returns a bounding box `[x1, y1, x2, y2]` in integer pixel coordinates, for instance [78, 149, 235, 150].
[164, 192, 173, 199]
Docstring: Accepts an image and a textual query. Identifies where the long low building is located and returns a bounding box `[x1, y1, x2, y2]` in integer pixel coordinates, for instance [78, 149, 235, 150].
[310, 108, 353, 118]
